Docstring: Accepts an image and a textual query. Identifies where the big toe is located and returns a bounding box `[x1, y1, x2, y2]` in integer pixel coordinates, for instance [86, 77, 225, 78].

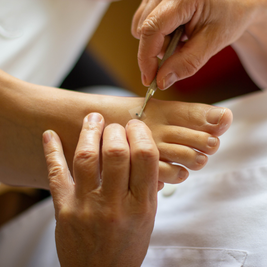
[206, 107, 233, 136]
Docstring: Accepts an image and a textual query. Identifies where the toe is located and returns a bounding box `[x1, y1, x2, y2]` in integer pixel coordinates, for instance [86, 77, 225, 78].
[205, 107, 233, 136]
[159, 161, 189, 184]
[161, 126, 220, 155]
[158, 143, 208, 171]
[162, 101, 233, 136]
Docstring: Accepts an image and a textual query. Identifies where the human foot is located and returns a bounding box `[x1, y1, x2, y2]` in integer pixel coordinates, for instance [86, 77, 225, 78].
[93, 95, 232, 184]
[0, 71, 232, 188]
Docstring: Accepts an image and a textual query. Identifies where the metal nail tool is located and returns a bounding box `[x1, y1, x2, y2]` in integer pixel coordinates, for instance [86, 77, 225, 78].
[137, 25, 184, 118]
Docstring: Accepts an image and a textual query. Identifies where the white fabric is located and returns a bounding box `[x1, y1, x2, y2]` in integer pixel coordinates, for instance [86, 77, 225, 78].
[0, 198, 58, 267]
[0, 0, 109, 86]
[1, 90, 267, 266]
[143, 90, 267, 266]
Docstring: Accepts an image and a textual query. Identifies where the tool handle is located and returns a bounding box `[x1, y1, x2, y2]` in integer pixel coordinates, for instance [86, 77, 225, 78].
[150, 25, 184, 92]
[158, 25, 184, 69]
[137, 25, 184, 118]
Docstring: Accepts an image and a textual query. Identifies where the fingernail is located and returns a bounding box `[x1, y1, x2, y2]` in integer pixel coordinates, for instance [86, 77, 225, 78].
[208, 137, 218, 147]
[162, 73, 178, 90]
[141, 72, 147, 86]
[206, 108, 225, 124]
[86, 113, 102, 123]
[43, 130, 53, 144]
[127, 119, 144, 126]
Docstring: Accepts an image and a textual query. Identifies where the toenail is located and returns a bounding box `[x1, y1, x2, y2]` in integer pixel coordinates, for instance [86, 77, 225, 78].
[208, 137, 218, 147]
[206, 108, 225, 124]
[196, 154, 207, 165]
[179, 169, 188, 180]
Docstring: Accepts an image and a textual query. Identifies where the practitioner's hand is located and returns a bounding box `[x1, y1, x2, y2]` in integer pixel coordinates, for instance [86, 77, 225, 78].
[132, 0, 262, 89]
[43, 113, 159, 267]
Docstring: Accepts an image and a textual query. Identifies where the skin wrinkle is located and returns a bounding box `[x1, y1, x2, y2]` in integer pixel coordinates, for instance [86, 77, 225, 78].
[138, 0, 162, 33]
[142, 17, 161, 37]
[181, 49, 203, 77]
[181, 0, 199, 29]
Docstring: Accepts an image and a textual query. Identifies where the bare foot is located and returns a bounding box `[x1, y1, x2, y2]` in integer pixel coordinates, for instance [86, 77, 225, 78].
[91, 95, 232, 183]
[0, 71, 232, 188]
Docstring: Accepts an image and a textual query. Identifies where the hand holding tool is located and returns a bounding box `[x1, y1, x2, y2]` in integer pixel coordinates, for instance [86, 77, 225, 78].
[137, 25, 184, 118]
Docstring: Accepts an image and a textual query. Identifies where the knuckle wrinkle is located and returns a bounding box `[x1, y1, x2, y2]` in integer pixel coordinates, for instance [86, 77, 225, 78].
[134, 144, 158, 161]
[183, 52, 203, 77]
[48, 165, 65, 180]
[75, 149, 98, 165]
[104, 145, 129, 159]
[141, 17, 161, 37]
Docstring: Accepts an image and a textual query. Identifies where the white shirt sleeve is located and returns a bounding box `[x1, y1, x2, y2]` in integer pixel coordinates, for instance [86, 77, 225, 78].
[232, 21, 267, 89]
[0, 0, 109, 86]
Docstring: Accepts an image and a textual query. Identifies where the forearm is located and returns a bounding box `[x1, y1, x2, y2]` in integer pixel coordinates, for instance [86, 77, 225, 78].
[0, 70, 138, 189]
[232, 0, 267, 89]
